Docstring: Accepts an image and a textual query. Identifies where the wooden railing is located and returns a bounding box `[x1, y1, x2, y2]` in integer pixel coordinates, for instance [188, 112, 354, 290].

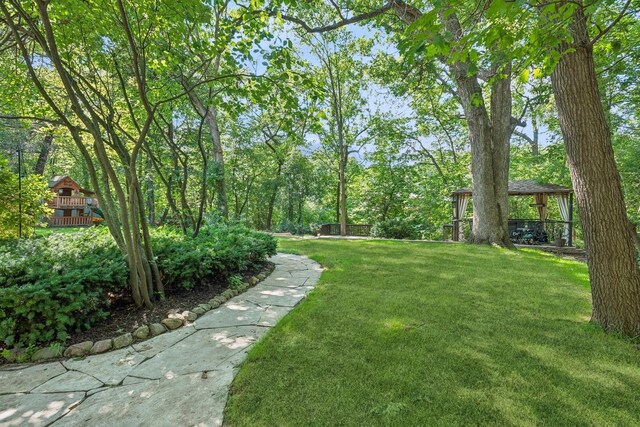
[48, 196, 99, 208]
[319, 224, 372, 236]
[48, 216, 94, 227]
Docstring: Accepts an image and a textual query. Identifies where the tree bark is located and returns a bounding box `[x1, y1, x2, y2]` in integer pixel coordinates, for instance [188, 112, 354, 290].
[265, 162, 283, 231]
[33, 132, 53, 175]
[443, 12, 512, 246]
[550, 2, 640, 335]
[183, 76, 228, 219]
[339, 145, 348, 236]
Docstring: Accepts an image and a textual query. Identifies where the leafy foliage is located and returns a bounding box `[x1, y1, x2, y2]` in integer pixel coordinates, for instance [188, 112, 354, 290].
[0, 228, 126, 348]
[0, 156, 51, 239]
[153, 225, 277, 291]
[0, 225, 276, 348]
[370, 218, 420, 240]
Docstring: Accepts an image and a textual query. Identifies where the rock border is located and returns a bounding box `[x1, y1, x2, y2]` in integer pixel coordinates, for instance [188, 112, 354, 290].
[2, 264, 276, 364]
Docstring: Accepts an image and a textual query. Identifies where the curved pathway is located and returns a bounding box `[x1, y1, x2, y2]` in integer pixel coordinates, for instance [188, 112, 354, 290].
[0, 254, 322, 427]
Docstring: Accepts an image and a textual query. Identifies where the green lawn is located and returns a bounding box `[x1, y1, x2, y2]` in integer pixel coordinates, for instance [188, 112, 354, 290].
[33, 226, 86, 237]
[225, 240, 640, 426]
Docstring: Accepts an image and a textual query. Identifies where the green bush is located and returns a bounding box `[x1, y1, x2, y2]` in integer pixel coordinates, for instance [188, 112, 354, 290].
[0, 228, 127, 347]
[274, 220, 310, 235]
[152, 225, 277, 291]
[0, 155, 52, 239]
[0, 225, 277, 348]
[370, 218, 420, 240]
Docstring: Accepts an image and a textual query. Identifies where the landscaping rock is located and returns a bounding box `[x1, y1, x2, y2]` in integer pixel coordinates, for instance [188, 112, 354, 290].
[168, 312, 185, 320]
[248, 276, 259, 286]
[91, 339, 113, 354]
[162, 318, 183, 330]
[32, 346, 62, 362]
[113, 333, 133, 350]
[183, 310, 198, 321]
[257, 272, 267, 281]
[208, 298, 220, 308]
[237, 283, 248, 292]
[64, 341, 93, 358]
[133, 325, 150, 340]
[149, 323, 167, 336]
[192, 307, 206, 316]
[222, 289, 235, 299]
[198, 303, 212, 311]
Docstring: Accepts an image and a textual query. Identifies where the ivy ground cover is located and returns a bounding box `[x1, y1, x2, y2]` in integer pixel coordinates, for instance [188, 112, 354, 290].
[226, 239, 640, 426]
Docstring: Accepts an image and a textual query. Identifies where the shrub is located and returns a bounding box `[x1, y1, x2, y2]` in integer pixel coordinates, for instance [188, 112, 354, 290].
[309, 223, 322, 235]
[370, 218, 420, 240]
[0, 225, 277, 348]
[152, 225, 277, 291]
[0, 228, 127, 347]
[274, 220, 310, 235]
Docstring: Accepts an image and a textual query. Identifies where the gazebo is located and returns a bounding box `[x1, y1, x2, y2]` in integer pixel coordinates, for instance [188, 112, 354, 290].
[451, 180, 574, 246]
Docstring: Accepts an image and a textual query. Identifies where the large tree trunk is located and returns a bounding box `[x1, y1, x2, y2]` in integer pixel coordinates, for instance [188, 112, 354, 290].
[551, 3, 640, 335]
[443, 13, 512, 246]
[33, 132, 53, 175]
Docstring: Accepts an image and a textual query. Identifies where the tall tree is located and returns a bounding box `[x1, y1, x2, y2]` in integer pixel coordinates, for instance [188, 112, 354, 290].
[274, 0, 521, 245]
[546, 0, 640, 334]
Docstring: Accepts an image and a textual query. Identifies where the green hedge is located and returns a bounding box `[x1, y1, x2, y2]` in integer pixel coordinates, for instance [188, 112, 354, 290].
[0, 226, 276, 348]
[153, 225, 277, 290]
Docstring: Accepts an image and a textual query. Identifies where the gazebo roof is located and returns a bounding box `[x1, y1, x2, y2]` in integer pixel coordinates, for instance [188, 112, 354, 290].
[452, 180, 573, 196]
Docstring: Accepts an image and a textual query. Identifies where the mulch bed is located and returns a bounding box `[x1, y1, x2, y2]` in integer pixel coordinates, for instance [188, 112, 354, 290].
[66, 260, 273, 346]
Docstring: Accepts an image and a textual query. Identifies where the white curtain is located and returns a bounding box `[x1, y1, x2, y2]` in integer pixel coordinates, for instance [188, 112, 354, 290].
[457, 195, 471, 240]
[556, 194, 570, 240]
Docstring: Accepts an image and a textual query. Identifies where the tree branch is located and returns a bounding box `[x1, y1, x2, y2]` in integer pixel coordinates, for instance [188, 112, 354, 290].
[590, 0, 632, 46]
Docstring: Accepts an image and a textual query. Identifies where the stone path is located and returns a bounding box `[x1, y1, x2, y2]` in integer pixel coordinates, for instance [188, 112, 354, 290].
[0, 254, 321, 427]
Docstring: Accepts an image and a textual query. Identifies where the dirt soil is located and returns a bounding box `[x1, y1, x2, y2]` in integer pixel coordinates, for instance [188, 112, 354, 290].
[66, 261, 273, 345]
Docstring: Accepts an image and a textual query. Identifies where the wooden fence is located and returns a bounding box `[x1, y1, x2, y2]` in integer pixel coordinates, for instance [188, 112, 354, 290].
[319, 224, 372, 236]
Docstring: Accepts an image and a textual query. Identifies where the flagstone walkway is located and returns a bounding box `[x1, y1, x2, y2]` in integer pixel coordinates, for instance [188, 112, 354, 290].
[0, 253, 322, 427]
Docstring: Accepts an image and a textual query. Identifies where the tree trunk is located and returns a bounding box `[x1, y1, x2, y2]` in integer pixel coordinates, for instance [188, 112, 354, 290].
[336, 181, 340, 223]
[205, 105, 228, 218]
[33, 132, 53, 175]
[145, 156, 155, 226]
[185, 86, 228, 219]
[443, 13, 512, 247]
[551, 3, 640, 335]
[265, 162, 283, 231]
[339, 146, 348, 236]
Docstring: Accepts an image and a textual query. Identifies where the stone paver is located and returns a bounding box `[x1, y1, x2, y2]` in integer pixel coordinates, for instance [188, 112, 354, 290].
[0, 363, 67, 394]
[31, 371, 103, 393]
[0, 392, 83, 427]
[61, 346, 145, 386]
[0, 253, 320, 427]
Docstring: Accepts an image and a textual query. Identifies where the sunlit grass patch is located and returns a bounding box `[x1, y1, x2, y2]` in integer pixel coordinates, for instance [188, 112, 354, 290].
[225, 240, 640, 426]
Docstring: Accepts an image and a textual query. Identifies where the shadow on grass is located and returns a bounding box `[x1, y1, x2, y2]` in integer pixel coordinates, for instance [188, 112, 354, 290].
[228, 239, 640, 426]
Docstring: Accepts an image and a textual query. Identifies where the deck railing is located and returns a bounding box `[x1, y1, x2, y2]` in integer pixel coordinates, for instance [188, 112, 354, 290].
[47, 216, 94, 227]
[453, 218, 573, 246]
[48, 196, 99, 208]
[319, 224, 372, 236]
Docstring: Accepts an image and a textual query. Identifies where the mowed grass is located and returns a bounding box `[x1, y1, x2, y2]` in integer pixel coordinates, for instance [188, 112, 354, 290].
[34, 226, 85, 237]
[225, 240, 640, 426]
